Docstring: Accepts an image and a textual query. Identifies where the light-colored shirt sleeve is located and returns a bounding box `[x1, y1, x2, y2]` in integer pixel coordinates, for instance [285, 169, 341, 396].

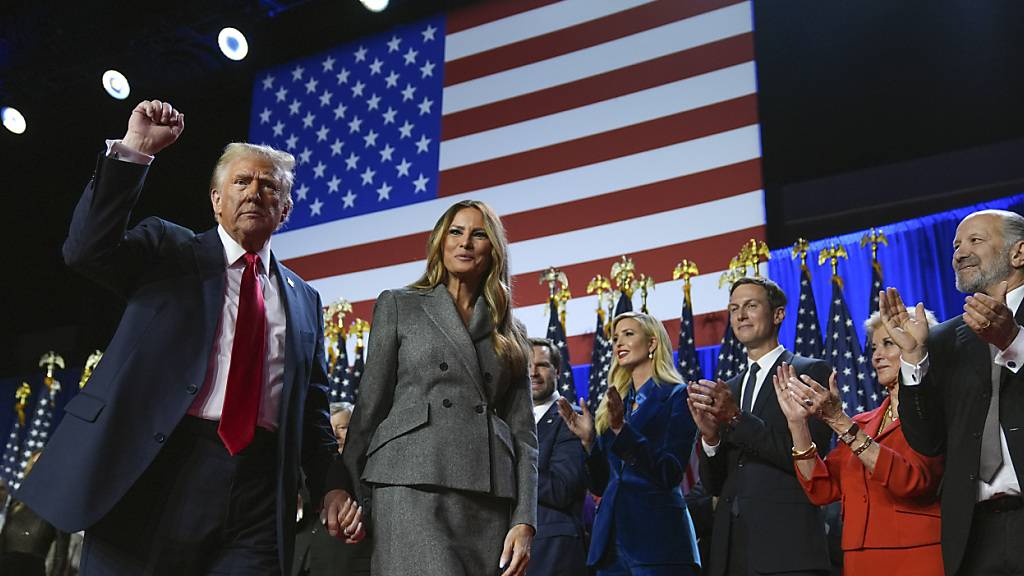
[701, 436, 719, 457]
[994, 328, 1024, 373]
[899, 353, 930, 387]
[104, 139, 155, 165]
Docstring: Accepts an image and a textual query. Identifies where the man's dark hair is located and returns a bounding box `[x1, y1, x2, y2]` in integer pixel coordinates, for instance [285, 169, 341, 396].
[730, 276, 788, 311]
[528, 337, 562, 372]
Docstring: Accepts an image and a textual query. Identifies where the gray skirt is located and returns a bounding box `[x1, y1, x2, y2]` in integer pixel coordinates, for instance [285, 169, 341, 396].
[371, 485, 511, 576]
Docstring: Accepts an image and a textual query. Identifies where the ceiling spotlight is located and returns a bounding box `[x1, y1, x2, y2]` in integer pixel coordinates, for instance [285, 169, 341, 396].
[218, 27, 249, 61]
[102, 70, 131, 100]
[1, 106, 27, 134]
[359, 0, 389, 12]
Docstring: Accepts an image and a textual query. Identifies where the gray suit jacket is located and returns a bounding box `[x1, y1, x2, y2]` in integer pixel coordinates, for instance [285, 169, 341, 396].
[334, 284, 538, 529]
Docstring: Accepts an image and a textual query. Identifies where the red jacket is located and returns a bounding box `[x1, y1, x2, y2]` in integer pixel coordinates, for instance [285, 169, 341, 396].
[797, 397, 944, 551]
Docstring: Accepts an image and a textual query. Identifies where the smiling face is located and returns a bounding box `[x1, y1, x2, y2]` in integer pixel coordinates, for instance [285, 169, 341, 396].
[442, 207, 493, 284]
[612, 317, 655, 372]
[530, 345, 558, 404]
[869, 328, 901, 389]
[728, 283, 784, 352]
[210, 155, 289, 252]
[953, 213, 1014, 295]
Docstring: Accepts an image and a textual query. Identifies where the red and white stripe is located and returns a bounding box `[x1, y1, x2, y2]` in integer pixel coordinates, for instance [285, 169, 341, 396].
[275, 0, 765, 366]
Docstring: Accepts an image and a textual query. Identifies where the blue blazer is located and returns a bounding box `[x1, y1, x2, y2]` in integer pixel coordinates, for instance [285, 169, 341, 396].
[15, 154, 342, 575]
[585, 380, 700, 568]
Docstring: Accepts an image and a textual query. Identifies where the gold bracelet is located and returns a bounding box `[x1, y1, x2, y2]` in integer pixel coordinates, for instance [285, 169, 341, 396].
[791, 442, 817, 460]
[852, 435, 874, 456]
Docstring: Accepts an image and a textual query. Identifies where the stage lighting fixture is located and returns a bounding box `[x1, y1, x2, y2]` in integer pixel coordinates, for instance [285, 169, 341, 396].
[1, 106, 26, 134]
[102, 70, 131, 100]
[218, 27, 249, 61]
[359, 0, 389, 12]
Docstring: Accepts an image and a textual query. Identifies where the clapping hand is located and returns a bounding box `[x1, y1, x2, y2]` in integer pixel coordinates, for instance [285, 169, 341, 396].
[773, 364, 843, 426]
[879, 287, 929, 364]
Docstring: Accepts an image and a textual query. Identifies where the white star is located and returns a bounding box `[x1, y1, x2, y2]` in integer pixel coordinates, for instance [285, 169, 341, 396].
[387, 35, 402, 52]
[309, 197, 323, 216]
[298, 147, 312, 165]
[398, 121, 414, 139]
[382, 107, 397, 124]
[420, 60, 435, 78]
[413, 173, 429, 193]
[351, 80, 365, 98]
[422, 25, 437, 41]
[354, 46, 368, 62]
[342, 190, 357, 208]
[313, 161, 327, 178]
[363, 129, 379, 147]
[259, 108, 272, 124]
[330, 138, 344, 156]
[305, 77, 319, 93]
[336, 68, 350, 84]
[385, 71, 400, 88]
[395, 158, 411, 177]
[377, 182, 392, 201]
[316, 125, 330, 142]
[415, 134, 431, 153]
[348, 116, 363, 133]
[285, 134, 298, 149]
[345, 153, 360, 171]
[360, 167, 376, 185]
[272, 121, 285, 137]
[379, 143, 395, 162]
[302, 111, 315, 128]
[319, 90, 334, 107]
[327, 175, 341, 193]
[403, 47, 418, 65]
[418, 97, 433, 116]
[333, 102, 347, 120]
[369, 58, 383, 75]
[295, 183, 309, 201]
[262, 75, 276, 90]
[401, 83, 416, 101]
[291, 65, 305, 81]
[288, 99, 302, 115]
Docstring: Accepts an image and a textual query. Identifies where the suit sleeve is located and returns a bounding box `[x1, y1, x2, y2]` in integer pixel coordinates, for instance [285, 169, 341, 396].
[584, 435, 612, 497]
[302, 289, 342, 506]
[698, 437, 731, 496]
[796, 448, 845, 506]
[609, 386, 698, 489]
[334, 290, 400, 511]
[724, 359, 835, 473]
[497, 343, 539, 529]
[869, 435, 945, 499]
[537, 419, 586, 511]
[899, 331, 951, 458]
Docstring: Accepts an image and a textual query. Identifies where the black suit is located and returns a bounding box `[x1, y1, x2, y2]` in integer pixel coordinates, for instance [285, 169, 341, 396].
[699, 350, 833, 576]
[900, 306, 1024, 575]
[527, 401, 587, 576]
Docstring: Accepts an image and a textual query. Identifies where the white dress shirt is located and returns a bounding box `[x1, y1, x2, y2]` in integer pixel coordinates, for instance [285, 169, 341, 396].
[702, 345, 786, 457]
[900, 284, 1024, 500]
[533, 390, 560, 424]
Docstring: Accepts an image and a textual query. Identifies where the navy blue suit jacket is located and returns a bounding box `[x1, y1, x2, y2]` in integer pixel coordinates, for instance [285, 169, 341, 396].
[16, 154, 342, 574]
[585, 380, 700, 568]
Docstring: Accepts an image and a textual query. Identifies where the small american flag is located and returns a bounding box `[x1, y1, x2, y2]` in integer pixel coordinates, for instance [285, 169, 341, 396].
[545, 298, 577, 399]
[586, 311, 612, 415]
[13, 381, 58, 490]
[824, 281, 875, 413]
[792, 264, 824, 359]
[328, 335, 352, 403]
[714, 323, 746, 382]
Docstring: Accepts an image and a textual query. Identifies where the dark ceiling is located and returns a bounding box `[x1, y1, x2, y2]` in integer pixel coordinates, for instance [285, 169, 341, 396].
[2, 0, 1024, 376]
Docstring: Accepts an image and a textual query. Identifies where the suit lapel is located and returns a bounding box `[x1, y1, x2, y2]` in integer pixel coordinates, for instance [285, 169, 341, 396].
[956, 321, 992, 389]
[421, 285, 487, 400]
[863, 396, 891, 440]
[752, 349, 791, 416]
[271, 254, 302, 431]
[193, 228, 226, 352]
[536, 402, 560, 444]
[627, 381, 670, 433]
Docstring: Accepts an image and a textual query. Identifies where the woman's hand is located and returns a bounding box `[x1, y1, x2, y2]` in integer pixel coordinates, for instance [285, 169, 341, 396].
[772, 365, 814, 424]
[779, 365, 846, 428]
[556, 397, 595, 452]
[606, 387, 625, 434]
[498, 523, 534, 576]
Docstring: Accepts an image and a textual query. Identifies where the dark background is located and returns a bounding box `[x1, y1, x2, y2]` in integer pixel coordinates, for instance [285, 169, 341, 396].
[2, 0, 1023, 377]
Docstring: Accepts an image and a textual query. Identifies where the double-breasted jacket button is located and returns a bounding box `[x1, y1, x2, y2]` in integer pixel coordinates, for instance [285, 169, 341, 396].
[153, 433, 166, 443]
[442, 398, 453, 408]
[475, 405, 485, 414]
[969, 473, 978, 481]
[439, 362, 449, 372]
[483, 372, 493, 383]
[186, 384, 198, 395]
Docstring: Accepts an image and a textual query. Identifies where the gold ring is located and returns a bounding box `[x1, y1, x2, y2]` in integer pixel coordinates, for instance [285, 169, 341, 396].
[982, 320, 992, 330]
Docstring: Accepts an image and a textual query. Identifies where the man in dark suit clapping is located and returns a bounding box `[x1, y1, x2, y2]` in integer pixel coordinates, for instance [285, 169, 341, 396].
[526, 338, 587, 576]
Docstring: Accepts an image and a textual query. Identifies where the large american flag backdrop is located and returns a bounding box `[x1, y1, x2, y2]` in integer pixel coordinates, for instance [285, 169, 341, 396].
[249, 0, 766, 382]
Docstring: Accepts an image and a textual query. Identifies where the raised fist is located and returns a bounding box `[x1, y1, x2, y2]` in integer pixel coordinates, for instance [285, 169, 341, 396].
[121, 99, 185, 156]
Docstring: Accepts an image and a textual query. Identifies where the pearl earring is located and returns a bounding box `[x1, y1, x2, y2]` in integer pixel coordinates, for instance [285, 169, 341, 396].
[648, 350, 654, 359]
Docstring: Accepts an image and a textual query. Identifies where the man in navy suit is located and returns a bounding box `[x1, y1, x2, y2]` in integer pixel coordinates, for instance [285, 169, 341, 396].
[525, 338, 587, 576]
[16, 100, 359, 575]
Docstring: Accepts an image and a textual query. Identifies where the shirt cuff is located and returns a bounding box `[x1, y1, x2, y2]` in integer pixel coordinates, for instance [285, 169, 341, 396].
[994, 327, 1024, 373]
[701, 437, 719, 457]
[899, 353, 930, 386]
[104, 139, 154, 165]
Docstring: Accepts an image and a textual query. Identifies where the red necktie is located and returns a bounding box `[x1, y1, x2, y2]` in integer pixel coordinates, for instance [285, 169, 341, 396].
[219, 252, 267, 455]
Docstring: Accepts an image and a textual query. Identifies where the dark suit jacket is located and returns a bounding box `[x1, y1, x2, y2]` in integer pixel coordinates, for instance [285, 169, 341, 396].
[586, 380, 700, 568]
[15, 154, 342, 575]
[900, 307, 1024, 575]
[527, 401, 587, 576]
[699, 350, 833, 576]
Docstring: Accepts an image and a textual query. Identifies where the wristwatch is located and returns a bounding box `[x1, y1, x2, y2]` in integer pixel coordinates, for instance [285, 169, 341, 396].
[839, 422, 860, 446]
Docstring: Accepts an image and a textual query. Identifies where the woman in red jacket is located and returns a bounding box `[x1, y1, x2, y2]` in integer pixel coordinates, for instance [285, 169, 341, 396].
[773, 309, 943, 576]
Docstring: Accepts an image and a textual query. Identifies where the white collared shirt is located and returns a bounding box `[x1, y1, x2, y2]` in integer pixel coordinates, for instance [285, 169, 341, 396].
[900, 284, 1024, 500]
[533, 390, 560, 424]
[702, 344, 786, 457]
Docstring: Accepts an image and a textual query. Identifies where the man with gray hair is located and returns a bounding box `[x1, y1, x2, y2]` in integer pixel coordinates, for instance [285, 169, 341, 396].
[17, 99, 357, 575]
[880, 209, 1024, 575]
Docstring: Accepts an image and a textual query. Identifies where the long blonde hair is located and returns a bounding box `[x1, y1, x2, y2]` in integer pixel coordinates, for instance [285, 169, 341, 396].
[595, 311, 683, 434]
[410, 200, 528, 376]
